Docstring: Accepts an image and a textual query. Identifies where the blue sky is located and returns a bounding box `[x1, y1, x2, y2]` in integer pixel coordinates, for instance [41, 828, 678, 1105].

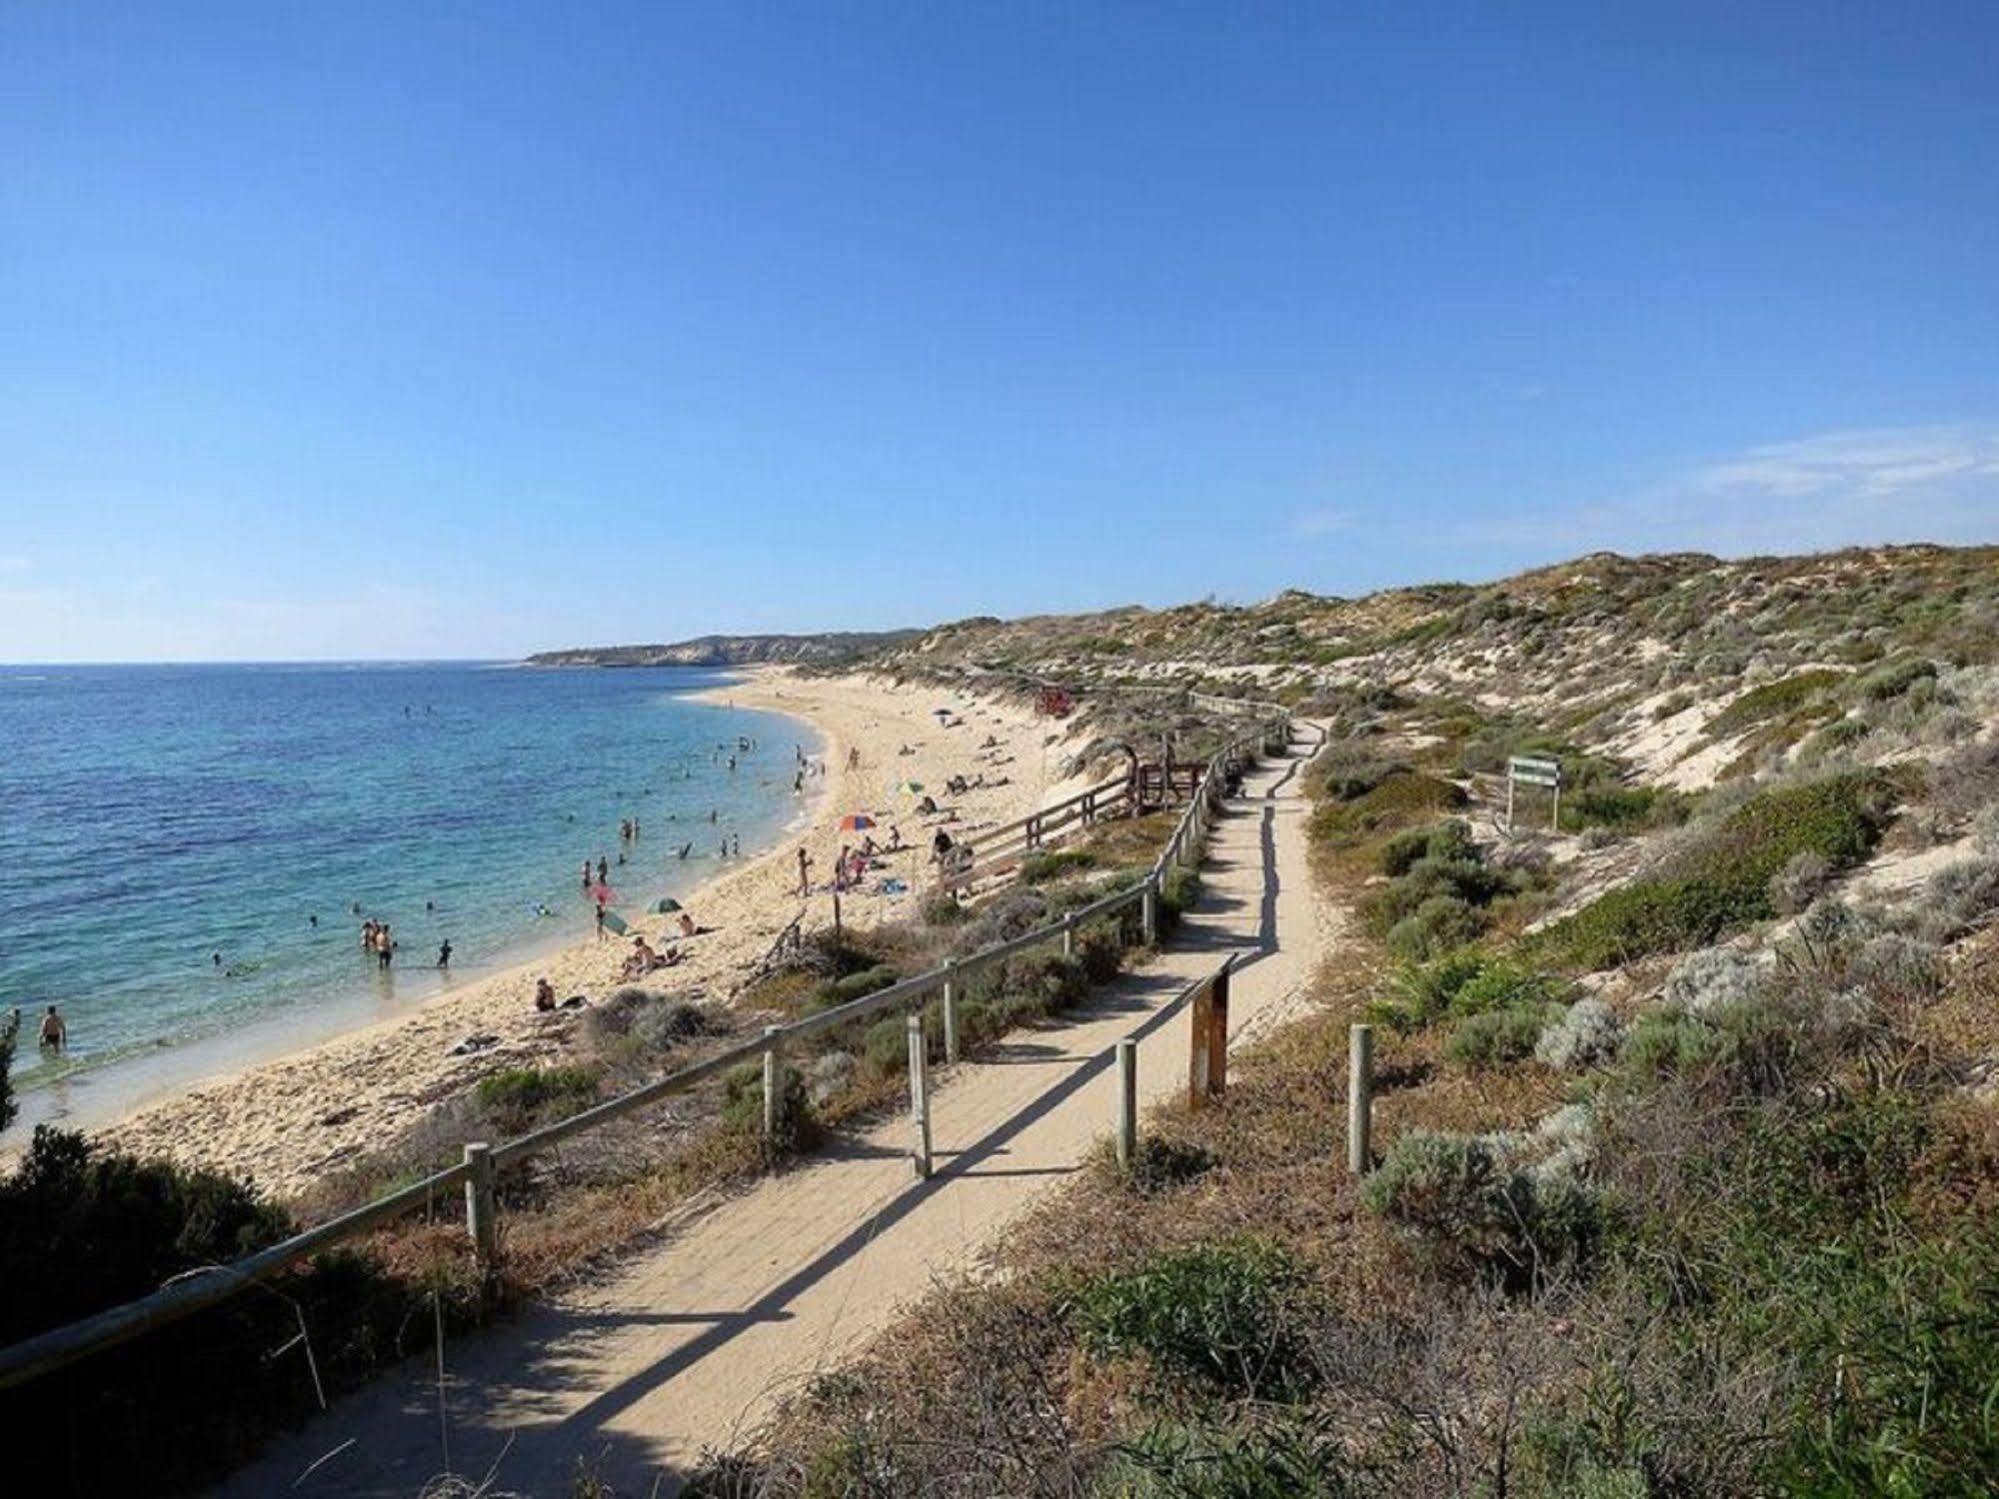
[2, 2, 1995, 661]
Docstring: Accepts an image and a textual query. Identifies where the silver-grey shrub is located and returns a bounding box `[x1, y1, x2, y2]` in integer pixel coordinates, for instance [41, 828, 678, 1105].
[1535, 998, 1624, 1071]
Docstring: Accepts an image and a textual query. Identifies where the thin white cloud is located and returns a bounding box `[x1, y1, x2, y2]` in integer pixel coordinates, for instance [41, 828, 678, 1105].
[1394, 422, 1999, 559]
[1291, 507, 1358, 537]
[1692, 425, 1999, 501]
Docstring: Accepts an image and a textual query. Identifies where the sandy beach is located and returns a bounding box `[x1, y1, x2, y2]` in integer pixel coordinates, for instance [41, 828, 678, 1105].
[89, 670, 1064, 1197]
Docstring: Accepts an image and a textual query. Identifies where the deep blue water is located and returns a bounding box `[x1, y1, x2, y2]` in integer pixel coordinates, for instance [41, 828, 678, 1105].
[0, 663, 815, 1089]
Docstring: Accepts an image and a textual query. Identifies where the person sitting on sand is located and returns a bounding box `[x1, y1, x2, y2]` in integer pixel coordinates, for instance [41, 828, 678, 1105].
[39, 1004, 65, 1051]
[678, 912, 697, 938]
[535, 977, 557, 1012]
[931, 828, 953, 862]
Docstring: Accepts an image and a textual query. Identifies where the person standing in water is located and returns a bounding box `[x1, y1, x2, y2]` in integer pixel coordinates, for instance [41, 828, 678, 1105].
[437, 939, 453, 969]
[38, 1005, 66, 1052]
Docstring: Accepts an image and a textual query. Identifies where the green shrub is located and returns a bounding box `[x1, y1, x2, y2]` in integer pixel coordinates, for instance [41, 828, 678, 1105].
[1856, 656, 1936, 702]
[1386, 895, 1485, 960]
[1533, 773, 1893, 971]
[1309, 770, 1466, 852]
[1105, 1416, 1352, 1496]
[922, 893, 966, 925]
[1019, 848, 1098, 884]
[1379, 819, 1472, 877]
[1159, 867, 1201, 930]
[0, 1128, 481, 1496]
[1707, 670, 1844, 736]
[1375, 952, 1568, 1033]
[0, 1009, 17, 1133]
[1070, 1238, 1315, 1398]
[1559, 783, 1684, 834]
[1363, 1130, 1598, 1286]
[474, 1065, 600, 1132]
[720, 1058, 818, 1156]
[811, 963, 900, 1012]
[1445, 1005, 1554, 1068]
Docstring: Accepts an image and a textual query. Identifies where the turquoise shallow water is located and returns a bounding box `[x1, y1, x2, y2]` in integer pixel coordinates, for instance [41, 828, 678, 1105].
[0, 662, 815, 1094]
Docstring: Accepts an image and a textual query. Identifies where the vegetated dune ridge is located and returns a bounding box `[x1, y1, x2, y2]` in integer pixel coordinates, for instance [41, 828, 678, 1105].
[689, 541, 1999, 1496]
[94, 671, 1061, 1196]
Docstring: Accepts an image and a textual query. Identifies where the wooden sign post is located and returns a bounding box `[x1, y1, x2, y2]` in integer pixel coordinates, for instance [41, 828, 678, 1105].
[1506, 755, 1562, 833]
[1188, 955, 1234, 1107]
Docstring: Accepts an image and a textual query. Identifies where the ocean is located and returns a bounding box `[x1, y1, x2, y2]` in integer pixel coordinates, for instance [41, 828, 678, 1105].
[0, 662, 816, 1104]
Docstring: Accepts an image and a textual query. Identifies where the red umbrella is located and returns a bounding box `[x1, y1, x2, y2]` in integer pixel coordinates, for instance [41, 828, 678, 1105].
[838, 814, 876, 832]
[591, 882, 618, 907]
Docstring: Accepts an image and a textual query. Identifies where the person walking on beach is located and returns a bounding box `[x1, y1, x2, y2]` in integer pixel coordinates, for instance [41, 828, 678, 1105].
[594, 903, 607, 941]
[796, 846, 813, 896]
[596, 856, 609, 884]
[731, 834, 739, 857]
[38, 1005, 65, 1052]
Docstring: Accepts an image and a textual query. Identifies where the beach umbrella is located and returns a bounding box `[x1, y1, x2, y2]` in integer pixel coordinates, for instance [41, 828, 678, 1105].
[592, 882, 618, 907]
[601, 909, 630, 937]
[893, 780, 925, 794]
[838, 814, 875, 832]
[651, 897, 682, 914]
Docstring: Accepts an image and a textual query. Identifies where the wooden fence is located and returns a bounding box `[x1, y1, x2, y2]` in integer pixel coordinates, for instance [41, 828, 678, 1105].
[0, 708, 1291, 1393]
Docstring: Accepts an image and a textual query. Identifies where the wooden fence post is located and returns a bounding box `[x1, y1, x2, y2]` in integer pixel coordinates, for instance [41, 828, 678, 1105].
[907, 1012, 932, 1179]
[941, 968, 959, 1063]
[1116, 1039, 1138, 1171]
[762, 1025, 781, 1146]
[463, 1142, 497, 1274]
[1141, 878, 1159, 945]
[1348, 1023, 1374, 1176]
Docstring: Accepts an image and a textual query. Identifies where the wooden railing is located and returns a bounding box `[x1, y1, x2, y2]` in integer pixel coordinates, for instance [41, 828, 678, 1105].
[0, 709, 1293, 1393]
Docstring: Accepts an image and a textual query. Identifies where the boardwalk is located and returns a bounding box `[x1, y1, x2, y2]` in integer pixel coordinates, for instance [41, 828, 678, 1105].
[220, 727, 1331, 1497]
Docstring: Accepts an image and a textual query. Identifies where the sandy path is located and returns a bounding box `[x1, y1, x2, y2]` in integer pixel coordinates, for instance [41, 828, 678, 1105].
[86, 671, 1059, 1196]
[217, 723, 1329, 1498]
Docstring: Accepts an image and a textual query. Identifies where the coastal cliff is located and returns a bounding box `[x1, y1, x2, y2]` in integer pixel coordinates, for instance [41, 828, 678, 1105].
[524, 630, 920, 668]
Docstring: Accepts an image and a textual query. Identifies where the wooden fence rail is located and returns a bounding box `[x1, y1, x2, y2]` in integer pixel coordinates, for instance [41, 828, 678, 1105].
[0, 708, 1291, 1393]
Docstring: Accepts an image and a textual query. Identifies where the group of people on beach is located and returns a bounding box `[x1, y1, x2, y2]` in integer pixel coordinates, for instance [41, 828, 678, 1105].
[359, 918, 396, 968]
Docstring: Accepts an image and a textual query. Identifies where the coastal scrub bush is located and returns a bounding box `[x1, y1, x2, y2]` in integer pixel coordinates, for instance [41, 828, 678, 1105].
[1069, 1238, 1315, 1399]
[1379, 819, 1472, 877]
[720, 1058, 816, 1156]
[1559, 782, 1686, 835]
[1534, 997, 1624, 1070]
[1768, 849, 1832, 915]
[1706, 670, 1844, 737]
[1019, 848, 1098, 884]
[1362, 1129, 1598, 1286]
[0, 1128, 481, 1497]
[1856, 655, 1936, 702]
[1374, 951, 1567, 1033]
[810, 963, 900, 1012]
[1531, 772, 1893, 970]
[582, 988, 713, 1057]
[474, 1065, 600, 1133]
[1444, 1005, 1551, 1068]
[1309, 770, 1465, 853]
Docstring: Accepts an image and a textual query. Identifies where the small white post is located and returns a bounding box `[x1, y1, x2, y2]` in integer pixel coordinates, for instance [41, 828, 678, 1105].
[1141, 878, 1159, 944]
[1116, 1038, 1138, 1171]
[941, 968, 959, 1063]
[463, 1141, 497, 1273]
[761, 1024, 781, 1145]
[1061, 914, 1075, 959]
[1348, 1024, 1374, 1177]
[907, 1012, 932, 1179]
